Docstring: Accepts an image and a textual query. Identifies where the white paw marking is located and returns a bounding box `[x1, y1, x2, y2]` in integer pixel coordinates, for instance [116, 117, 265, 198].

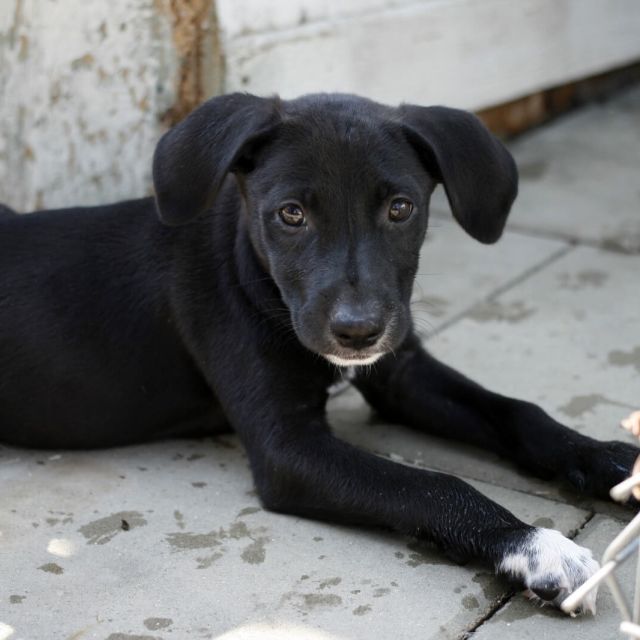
[499, 528, 600, 615]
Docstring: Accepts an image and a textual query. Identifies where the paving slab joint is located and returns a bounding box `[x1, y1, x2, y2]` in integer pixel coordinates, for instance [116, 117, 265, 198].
[425, 243, 573, 342]
[458, 590, 515, 639]
[506, 224, 640, 256]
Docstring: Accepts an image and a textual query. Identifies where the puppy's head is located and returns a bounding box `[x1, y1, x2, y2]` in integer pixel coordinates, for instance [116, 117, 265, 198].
[153, 93, 517, 367]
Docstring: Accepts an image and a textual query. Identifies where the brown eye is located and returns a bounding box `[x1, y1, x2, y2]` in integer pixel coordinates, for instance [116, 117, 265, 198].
[388, 198, 414, 222]
[278, 203, 306, 227]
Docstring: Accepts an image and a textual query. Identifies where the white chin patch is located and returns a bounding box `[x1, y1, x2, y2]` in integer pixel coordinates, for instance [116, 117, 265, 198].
[323, 353, 384, 367]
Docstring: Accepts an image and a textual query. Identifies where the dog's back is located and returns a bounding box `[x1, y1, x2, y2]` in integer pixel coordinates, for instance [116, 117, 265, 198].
[0, 198, 220, 448]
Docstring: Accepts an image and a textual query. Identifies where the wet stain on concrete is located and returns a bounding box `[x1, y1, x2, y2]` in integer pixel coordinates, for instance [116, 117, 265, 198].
[143, 617, 173, 630]
[166, 530, 222, 550]
[236, 507, 260, 518]
[373, 587, 390, 598]
[602, 234, 640, 255]
[167, 520, 270, 566]
[39, 562, 63, 574]
[196, 552, 223, 569]
[576, 269, 609, 287]
[609, 346, 640, 373]
[46, 511, 73, 527]
[302, 593, 342, 609]
[518, 159, 548, 180]
[462, 594, 480, 610]
[229, 521, 250, 539]
[559, 393, 633, 418]
[174, 510, 185, 530]
[405, 540, 451, 567]
[353, 604, 372, 616]
[279, 590, 342, 612]
[318, 577, 341, 590]
[78, 511, 147, 545]
[532, 517, 555, 529]
[10, 595, 26, 603]
[472, 571, 505, 602]
[240, 537, 268, 564]
[468, 300, 536, 324]
[558, 269, 609, 290]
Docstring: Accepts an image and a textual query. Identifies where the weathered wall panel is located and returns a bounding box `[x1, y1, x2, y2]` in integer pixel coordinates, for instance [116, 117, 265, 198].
[217, 0, 640, 111]
[0, 0, 220, 211]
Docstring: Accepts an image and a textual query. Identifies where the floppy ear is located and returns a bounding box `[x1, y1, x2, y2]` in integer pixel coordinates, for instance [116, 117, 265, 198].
[153, 93, 282, 225]
[399, 105, 518, 243]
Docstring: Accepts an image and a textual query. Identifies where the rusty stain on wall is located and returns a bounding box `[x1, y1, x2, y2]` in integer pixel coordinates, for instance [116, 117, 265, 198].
[160, 0, 224, 126]
[478, 62, 640, 138]
[8, 0, 24, 47]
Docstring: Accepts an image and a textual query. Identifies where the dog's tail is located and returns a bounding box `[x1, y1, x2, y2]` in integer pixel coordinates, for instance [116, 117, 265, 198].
[0, 204, 17, 217]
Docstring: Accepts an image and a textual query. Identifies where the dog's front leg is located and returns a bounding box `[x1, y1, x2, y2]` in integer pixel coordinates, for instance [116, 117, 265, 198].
[353, 333, 639, 501]
[214, 365, 598, 612]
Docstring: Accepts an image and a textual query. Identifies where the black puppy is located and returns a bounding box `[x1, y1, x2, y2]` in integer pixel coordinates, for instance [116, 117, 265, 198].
[1, 93, 636, 613]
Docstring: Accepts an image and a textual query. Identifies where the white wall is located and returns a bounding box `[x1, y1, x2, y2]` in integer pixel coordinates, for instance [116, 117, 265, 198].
[217, 0, 640, 109]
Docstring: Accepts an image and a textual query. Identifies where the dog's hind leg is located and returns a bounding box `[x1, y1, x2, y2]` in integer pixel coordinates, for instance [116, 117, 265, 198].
[352, 332, 639, 501]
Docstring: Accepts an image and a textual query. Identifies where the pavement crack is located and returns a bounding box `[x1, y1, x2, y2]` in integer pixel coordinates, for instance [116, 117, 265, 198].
[570, 510, 597, 539]
[505, 224, 640, 256]
[458, 590, 515, 639]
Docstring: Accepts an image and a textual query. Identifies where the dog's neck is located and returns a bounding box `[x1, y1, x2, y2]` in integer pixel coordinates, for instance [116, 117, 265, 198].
[233, 217, 289, 326]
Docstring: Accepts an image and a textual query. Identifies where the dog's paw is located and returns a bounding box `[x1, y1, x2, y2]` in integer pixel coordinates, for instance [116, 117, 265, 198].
[566, 439, 640, 501]
[497, 528, 599, 615]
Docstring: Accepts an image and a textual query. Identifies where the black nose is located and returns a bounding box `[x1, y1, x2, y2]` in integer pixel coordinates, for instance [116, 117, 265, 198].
[330, 309, 384, 350]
